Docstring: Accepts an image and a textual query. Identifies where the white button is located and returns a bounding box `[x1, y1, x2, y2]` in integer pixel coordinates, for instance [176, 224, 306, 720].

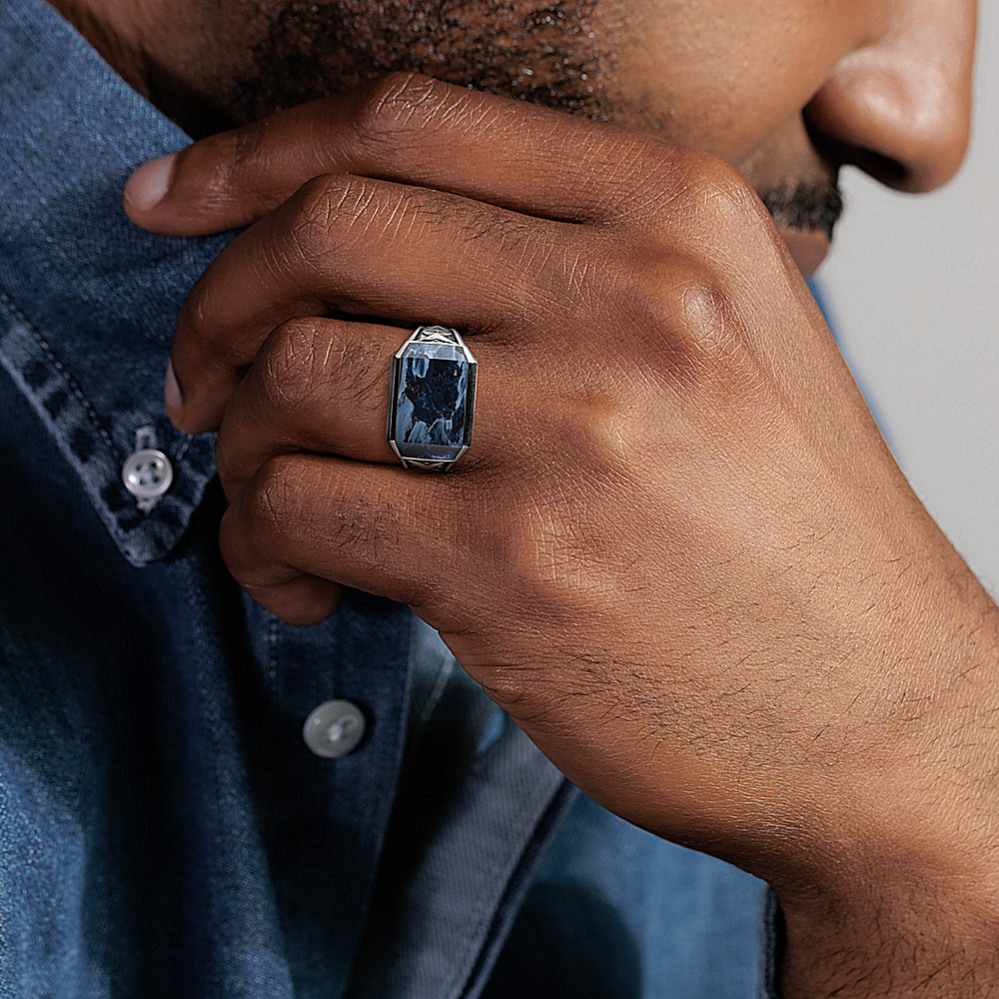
[303, 700, 366, 758]
[122, 448, 173, 499]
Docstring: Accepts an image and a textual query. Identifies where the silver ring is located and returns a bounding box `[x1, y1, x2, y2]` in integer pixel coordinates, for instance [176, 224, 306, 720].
[387, 325, 477, 470]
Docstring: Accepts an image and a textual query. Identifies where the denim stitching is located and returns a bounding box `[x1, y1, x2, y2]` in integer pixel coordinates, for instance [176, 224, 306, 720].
[0, 285, 119, 459]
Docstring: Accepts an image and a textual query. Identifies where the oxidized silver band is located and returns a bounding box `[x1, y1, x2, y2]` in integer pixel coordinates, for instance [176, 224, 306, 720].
[386, 325, 477, 470]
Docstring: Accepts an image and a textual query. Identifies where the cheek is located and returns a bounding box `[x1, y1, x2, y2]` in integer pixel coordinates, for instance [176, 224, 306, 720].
[599, 0, 864, 162]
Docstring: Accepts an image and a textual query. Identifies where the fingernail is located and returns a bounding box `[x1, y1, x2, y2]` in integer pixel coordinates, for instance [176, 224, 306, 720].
[164, 359, 183, 414]
[124, 153, 177, 211]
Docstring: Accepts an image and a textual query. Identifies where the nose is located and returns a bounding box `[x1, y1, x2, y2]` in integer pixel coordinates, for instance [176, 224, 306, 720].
[805, 0, 977, 193]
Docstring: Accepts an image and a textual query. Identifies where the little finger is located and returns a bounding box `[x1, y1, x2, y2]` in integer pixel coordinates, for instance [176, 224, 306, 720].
[219, 452, 472, 626]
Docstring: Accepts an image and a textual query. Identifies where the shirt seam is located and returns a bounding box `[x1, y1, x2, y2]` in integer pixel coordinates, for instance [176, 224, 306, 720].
[439, 769, 560, 999]
[0, 278, 211, 566]
[0, 283, 120, 461]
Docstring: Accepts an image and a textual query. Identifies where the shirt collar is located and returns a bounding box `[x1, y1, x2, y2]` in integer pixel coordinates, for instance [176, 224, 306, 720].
[0, 0, 232, 566]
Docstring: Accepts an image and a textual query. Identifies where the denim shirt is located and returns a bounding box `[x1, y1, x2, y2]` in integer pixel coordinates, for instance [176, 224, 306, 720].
[0, 1, 774, 995]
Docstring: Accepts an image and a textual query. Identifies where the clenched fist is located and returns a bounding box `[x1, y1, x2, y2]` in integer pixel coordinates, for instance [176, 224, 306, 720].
[126, 74, 999, 998]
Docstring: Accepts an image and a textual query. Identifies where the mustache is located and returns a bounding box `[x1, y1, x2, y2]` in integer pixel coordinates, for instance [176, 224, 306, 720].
[759, 180, 844, 240]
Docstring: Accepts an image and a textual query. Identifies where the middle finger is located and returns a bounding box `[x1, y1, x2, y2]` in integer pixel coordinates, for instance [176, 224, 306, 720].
[170, 171, 588, 433]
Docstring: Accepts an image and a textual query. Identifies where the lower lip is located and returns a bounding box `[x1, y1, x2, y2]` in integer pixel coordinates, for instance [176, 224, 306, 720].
[779, 229, 830, 279]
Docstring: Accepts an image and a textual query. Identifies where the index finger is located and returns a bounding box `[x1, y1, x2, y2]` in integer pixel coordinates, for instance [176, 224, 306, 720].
[124, 72, 675, 235]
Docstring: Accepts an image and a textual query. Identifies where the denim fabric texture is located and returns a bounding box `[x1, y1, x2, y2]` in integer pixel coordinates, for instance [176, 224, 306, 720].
[0, 0, 773, 995]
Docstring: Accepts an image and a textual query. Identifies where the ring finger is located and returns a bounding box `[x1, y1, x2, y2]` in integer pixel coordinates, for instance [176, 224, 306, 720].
[215, 316, 503, 500]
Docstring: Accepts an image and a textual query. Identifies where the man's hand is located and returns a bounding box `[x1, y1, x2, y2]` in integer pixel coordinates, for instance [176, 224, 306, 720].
[127, 74, 999, 996]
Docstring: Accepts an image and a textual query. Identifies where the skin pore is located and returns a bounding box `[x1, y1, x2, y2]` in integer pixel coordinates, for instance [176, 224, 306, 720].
[48, 0, 860, 272]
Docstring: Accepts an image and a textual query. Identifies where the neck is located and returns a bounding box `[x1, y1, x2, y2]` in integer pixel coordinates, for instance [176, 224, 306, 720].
[47, 0, 150, 91]
[45, 0, 253, 136]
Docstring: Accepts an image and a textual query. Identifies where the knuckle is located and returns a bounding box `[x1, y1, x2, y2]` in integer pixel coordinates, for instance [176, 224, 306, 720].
[242, 456, 301, 544]
[562, 399, 628, 464]
[542, 398, 636, 489]
[491, 512, 560, 607]
[478, 490, 626, 649]
[258, 317, 329, 411]
[321, 330, 386, 405]
[324, 479, 389, 553]
[173, 123, 267, 211]
[350, 72, 452, 148]
[632, 147, 765, 237]
[297, 172, 366, 219]
[176, 277, 227, 358]
[220, 457, 299, 582]
[623, 250, 728, 334]
[290, 173, 377, 256]
[485, 493, 583, 607]
[613, 249, 745, 376]
[665, 261, 735, 344]
[262, 318, 385, 411]
[698, 157, 767, 225]
[679, 151, 767, 228]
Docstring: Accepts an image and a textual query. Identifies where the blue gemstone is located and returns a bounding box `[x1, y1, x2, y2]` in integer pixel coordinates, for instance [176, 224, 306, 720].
[392, 341, 473, 460]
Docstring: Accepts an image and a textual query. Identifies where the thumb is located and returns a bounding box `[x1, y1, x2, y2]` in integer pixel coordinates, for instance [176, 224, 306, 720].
[123, 97, 349, 237]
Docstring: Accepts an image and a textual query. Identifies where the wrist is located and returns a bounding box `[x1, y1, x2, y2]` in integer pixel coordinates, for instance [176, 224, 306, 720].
[769, 611, 999, 996]
[777, 851, 999, 998]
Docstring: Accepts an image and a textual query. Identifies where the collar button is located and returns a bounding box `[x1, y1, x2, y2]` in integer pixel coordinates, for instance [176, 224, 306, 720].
[122, 448, 174, 499]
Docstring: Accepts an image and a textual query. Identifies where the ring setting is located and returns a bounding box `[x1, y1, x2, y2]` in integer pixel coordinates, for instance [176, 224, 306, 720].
[387, 325, 477, 470]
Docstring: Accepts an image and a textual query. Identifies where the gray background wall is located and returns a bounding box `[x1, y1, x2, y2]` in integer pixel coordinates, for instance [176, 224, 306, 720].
[820, 3, 999, 595]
